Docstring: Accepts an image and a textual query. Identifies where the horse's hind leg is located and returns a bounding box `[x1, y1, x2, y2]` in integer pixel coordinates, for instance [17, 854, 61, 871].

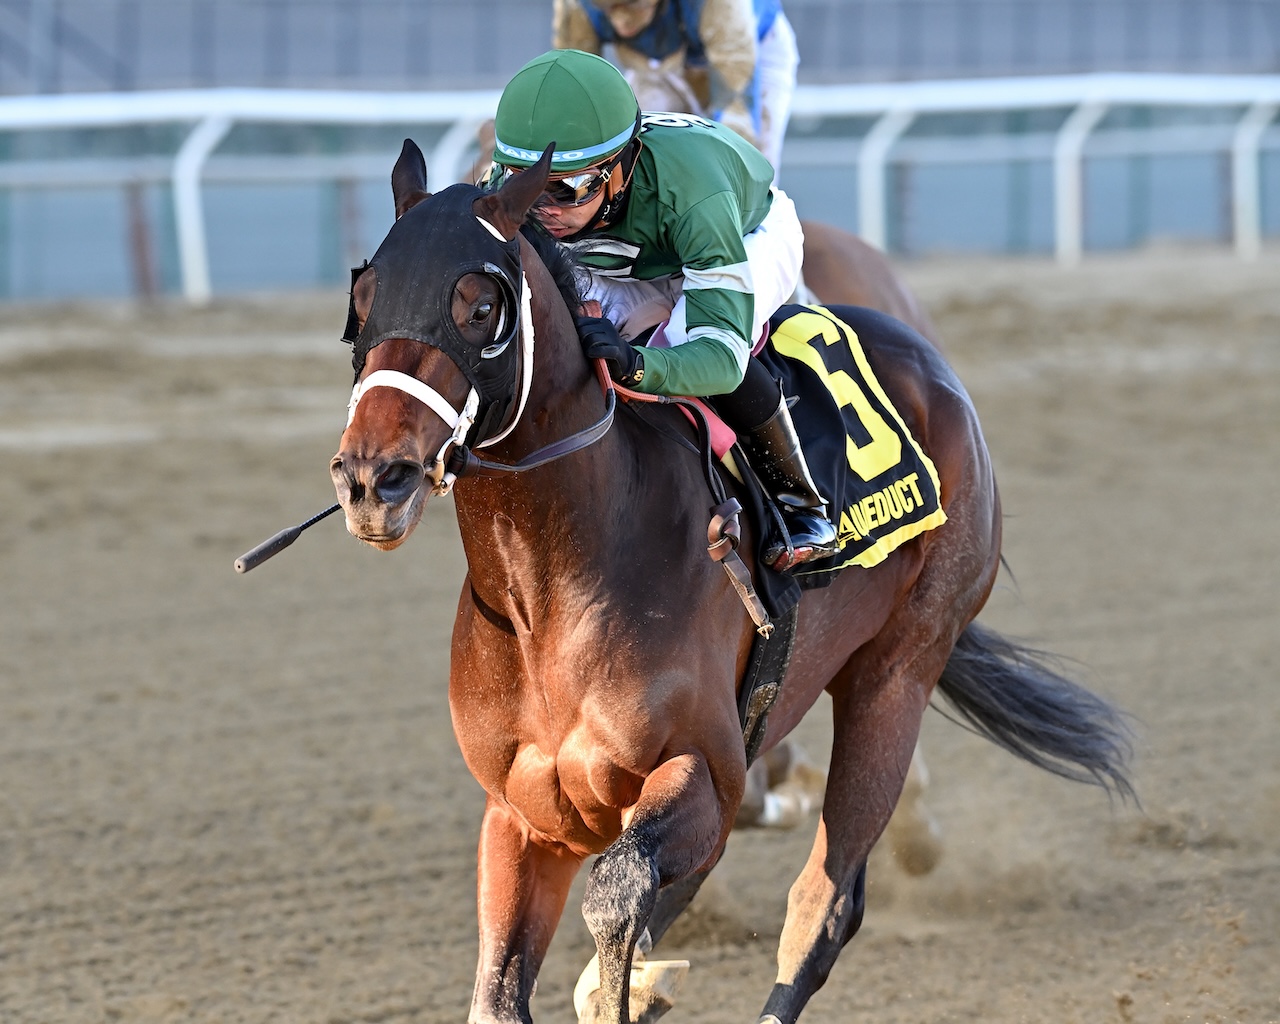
[758, 634, 957, 1024]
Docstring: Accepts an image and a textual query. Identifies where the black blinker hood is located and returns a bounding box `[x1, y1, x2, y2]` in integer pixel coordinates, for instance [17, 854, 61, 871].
[342, 183, 523, 445]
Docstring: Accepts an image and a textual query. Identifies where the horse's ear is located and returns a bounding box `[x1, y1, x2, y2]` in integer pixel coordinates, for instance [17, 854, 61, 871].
[473, 144, 554, 242]
[392, 139, 430, 219]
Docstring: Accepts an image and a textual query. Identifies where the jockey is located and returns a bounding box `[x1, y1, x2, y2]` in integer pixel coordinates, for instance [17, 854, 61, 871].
[484, 48, 837, 571]
[551, 0, 798, 176]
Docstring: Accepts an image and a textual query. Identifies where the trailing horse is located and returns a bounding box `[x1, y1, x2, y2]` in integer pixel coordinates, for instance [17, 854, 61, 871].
[328, 140, 1133, 1024]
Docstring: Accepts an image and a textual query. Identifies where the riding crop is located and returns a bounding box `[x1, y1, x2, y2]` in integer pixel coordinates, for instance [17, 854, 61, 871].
[233, 503, 341, 574]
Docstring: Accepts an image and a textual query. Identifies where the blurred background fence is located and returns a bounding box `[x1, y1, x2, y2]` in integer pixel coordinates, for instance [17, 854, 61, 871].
[6, 0, 1278, 92]
[0, 0, 1277, 301]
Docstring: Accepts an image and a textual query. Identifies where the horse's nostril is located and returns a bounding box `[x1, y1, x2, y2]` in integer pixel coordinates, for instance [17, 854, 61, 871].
[330, 458, 366, 504]
[375, 460, 425, 505]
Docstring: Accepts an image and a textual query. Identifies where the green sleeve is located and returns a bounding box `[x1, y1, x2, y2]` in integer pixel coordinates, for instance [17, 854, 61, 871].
[632, 336, 745, 398]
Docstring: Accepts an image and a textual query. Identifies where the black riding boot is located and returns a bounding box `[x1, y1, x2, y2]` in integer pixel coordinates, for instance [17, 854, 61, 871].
[740, 394, 840, 571]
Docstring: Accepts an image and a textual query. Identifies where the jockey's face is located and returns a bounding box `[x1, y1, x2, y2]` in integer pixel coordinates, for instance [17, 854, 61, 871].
[532, 186, 607, 240]
[499, 160, 615, 239]
[596, 0, 660, 38]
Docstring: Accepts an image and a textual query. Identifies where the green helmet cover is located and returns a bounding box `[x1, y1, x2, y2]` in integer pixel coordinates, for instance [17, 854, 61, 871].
[493, 50, 640, 173]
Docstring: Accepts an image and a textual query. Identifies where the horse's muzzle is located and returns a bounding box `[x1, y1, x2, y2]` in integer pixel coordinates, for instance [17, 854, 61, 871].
[329, 453, 429, 547]
[330, 455, 425, 504]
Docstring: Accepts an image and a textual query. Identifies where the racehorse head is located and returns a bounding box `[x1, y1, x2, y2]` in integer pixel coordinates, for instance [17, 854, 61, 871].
[329, 139, 553, 549]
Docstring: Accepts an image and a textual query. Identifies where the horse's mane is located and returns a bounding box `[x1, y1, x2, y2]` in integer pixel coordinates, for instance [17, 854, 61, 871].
[519, 220, 583, 317]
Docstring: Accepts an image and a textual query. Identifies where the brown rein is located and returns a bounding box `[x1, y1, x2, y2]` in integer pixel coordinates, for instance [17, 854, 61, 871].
[446, 359, 618, 479]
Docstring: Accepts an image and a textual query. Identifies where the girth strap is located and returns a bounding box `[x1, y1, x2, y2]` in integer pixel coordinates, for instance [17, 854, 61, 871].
[738, 604, 798, 765]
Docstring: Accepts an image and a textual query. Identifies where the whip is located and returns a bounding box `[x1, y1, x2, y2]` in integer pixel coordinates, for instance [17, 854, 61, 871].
[233, 503, 341, 574]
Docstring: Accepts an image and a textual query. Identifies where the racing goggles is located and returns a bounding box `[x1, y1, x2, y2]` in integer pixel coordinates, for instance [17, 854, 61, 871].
[544, 164, 614, 207]
[502, 160, 613, 207]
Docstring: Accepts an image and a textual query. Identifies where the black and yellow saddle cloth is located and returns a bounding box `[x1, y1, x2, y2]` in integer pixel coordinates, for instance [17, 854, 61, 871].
[752, 303, 947, 587]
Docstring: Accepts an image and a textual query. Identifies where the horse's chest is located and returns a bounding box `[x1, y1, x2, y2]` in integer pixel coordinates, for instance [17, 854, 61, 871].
[469, 732, 643, 852]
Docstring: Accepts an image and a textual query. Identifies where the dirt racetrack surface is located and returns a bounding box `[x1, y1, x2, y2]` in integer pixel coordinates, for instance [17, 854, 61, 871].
[1, 248, 1277, 1024]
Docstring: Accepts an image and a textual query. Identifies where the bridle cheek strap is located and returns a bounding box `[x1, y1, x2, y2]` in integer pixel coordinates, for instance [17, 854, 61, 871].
[475, 269, 535, 449]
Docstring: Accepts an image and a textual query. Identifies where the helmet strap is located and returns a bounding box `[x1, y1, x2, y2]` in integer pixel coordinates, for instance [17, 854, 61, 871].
[587, 135, 643, 233]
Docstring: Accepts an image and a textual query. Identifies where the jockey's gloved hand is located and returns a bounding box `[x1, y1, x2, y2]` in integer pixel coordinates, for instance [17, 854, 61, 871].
[575, 314, 645, 387]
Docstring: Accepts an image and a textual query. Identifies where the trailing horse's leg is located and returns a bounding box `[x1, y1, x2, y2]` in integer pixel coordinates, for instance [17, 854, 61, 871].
[880, 741, 943, 876]
[469, 796, 581, 1024]
[735, 757, 773, 827]
[758, 637, 955, 1024]
[579, 752, 734, 1024]
[736, 740, 828, 830]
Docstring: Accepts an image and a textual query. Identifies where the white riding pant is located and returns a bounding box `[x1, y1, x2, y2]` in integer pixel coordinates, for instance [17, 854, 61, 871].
[755, 12, 799, 176]
[583, 187, 805, 374]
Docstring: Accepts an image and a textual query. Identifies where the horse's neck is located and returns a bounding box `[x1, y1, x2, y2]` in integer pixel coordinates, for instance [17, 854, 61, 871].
[453, 261, 630, 586]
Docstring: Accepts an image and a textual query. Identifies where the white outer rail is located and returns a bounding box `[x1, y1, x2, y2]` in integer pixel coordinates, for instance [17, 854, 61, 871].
[0, 87, 502, 304]
[786, 72, 1280, 266]
[0, 74, 1276, 301]
[1052, 101, 1109, 268]
[1232, 101, 1279, 262]
[856, 108, 915, 253]
[172, 116, 233, 305]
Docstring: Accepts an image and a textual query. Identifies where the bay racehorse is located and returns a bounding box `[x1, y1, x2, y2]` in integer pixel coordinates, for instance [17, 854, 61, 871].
[473, 115, 947, 863]
[329, 140, 1134, 1024]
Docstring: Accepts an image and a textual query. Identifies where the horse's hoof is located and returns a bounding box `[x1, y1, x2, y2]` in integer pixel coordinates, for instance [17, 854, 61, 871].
[629, 960, 688, 1024]
[759, 783, 812, 828]
[573, 955, 689, 1024]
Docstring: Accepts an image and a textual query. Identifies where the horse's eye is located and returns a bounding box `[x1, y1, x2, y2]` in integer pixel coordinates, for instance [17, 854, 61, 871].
[471, 302, 494, 325]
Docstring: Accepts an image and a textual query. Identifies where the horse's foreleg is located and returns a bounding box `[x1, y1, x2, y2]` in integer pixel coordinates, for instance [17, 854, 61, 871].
[759, 649, 946, 1024]
[470, 796, 581, 1024]
[573, 848, 721, 1024]
[579, 752, 732, 1024]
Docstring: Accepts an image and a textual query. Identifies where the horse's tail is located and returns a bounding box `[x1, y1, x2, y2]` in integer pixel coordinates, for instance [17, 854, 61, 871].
[934, 621, 1137, 802]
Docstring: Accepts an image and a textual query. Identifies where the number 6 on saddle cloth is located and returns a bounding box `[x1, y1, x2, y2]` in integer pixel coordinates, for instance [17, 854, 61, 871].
[727, 303, 947, 589]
